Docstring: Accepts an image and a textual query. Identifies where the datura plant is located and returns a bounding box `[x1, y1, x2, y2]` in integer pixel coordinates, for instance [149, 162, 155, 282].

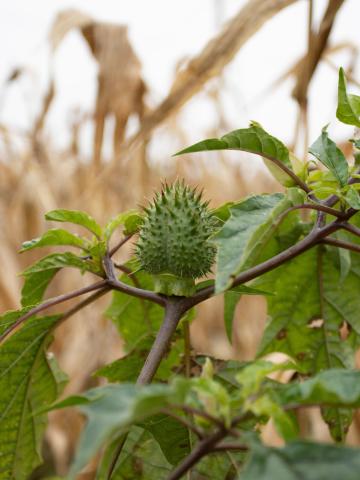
[2, 68, 360, 480]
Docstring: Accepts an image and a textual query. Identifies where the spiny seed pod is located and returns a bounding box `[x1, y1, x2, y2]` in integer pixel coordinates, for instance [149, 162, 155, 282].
[136, 181, 217, 296]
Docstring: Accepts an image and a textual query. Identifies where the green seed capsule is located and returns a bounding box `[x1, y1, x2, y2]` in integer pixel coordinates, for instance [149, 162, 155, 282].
[136, 181, 217, 296]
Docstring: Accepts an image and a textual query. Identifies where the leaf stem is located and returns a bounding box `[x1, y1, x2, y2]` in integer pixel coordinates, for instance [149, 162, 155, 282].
[0, 280, 108, 343]
[340, 223, 360, 238]
[321, 237, 360, 254]
[160, 408, 204, 439]
[211, 442, 248, 452]
[172, 404, 225, 429]
[109, 234, 133, 257]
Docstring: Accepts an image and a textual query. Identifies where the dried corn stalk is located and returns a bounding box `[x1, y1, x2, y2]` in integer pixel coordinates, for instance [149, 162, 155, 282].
[50, 9, 146, 168]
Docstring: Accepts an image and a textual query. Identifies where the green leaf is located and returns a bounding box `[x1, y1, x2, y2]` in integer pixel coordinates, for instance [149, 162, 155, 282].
[336, 67, 360, 128]
[20, 252, 103, 307]
[278, 369, 360, 408]
[20, 229, 87, 253]
[335, 232, 351, 283]
[309, 128, 349, 187]
[99, 424, 244, 480]
[49, 384, 172, 477]
[212, 193, 292, 293]
[140, 414, 191, 465]
[0, 315, 63, 480]
[22, 252, 102, 278]
[257, 248, 360, 441]
[21, 268, 59, 307]
[240, 440, 360, 480]
[211, 202, 235, 223]
[175, 124, 296, 187]
[104, 210, 142, 240]
[345, 185, 360, 209]
[224, 285, 273, 343]
[96, 427, 173, 479]
[235, 361, 298, 440]
[45, 209, 102, 239]
[94, 336, 184, 383]
[105, 267, 163, 352]
[0, 307, 34, 336]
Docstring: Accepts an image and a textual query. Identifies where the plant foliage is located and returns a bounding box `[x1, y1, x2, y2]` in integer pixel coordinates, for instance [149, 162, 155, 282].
[1, 69, 360, 479]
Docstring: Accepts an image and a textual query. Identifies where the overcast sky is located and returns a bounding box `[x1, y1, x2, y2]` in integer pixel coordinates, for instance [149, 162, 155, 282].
[0, 0, 359, 160]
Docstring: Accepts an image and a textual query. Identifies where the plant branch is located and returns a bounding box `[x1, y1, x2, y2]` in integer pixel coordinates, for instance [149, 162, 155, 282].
[113, 263, 142, 289]
[49, 287, 111, 336]
[172, 404, 225, 429]
[272, 204, 344, 233]
[102, 253, 166, 307]
[0, 280, 108, 343]
[107, 299, 187, 478]
[300, 203, 345, 217]
[166, 426, 227, 480]
[340, 223, 360, 238]
[211, 442, 248, 452]
[60, 287, 111, 322]
[167, 412, 254, 479]
[188, 219, 343, 307]
[109, 234, 133, 257]
[321, 237, 360, 254]
[161, 408, 204, 439]
[137, 299, 186, 384]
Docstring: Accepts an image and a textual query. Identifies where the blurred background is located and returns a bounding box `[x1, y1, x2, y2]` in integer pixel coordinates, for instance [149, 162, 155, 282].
[1, 0, 360, 477]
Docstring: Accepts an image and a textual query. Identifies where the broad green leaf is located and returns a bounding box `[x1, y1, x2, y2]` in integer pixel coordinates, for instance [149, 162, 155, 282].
[212, 193, 292, 293]
[94, 336, 184, 383]
[105, 267, 163, 351]
[310, 186, 339, 198]
[104, 427, 244, 480]
[309, 128, 349, 187]
[98, 426, 243, 480]
[240, 440, 360, 480]
[140, 414, 190, 465]
[0, 307, 34, 336]
[235, 361, 298, 440]
[257, 248, 360, 441]
[22, 252, 102, 278]
[0, 315, 63, 480]
[249, 395, 298, 441]
[211, 201, 235, 223]
[333, 232, 352, 283]
[278, 369, 360, 408]
[20, 229, 87, 253]
[20, 252, 103, 307]
[236, 360, 293, 400]
[190, 376, 231, 427]
[104, 210, 142, 240]
[45, 209, 102, 239]
[336, 67, 360, 128]
[21, 268, 59, 307]
[224, 285, 274, 343]
[96, 427, 172, 479]
[345, 185, 360, 209]
[49, 384, 172, 477]
[175, 123, 296, 187]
